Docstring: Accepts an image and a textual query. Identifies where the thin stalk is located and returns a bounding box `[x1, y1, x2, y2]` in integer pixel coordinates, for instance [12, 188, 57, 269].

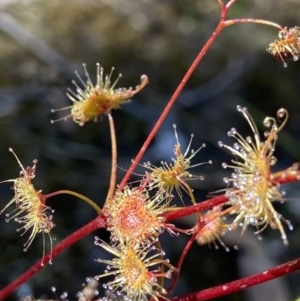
[224, 18, 283, 30]
[171, 257, 300, 301]
[104, 113, 117, 206]
[166, 224, 200, 295]
[154, 240, 165, 297]
[165, 194, 229, 222]
[44, 190, 103, 216]
[225, 0, 238, 9]
[118, 3, 232, 190]
[178, 178, 201, 221]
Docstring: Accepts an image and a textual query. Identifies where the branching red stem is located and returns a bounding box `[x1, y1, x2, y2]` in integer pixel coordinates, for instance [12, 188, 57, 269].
[1, 167, 298, 299]
[1, 0, 299, 299]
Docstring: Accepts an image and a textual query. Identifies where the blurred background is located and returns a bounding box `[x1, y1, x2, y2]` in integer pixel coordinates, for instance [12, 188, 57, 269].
[0, 0, 300, 300]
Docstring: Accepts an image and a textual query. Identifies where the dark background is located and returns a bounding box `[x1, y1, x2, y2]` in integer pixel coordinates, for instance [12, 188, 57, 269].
[0, 0, 300, 300]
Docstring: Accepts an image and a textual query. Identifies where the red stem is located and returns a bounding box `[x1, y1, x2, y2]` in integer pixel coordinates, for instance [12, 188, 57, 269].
[1, 0, 298, 298]
[118, 5, 229, 190]
[165, 194, 228, 221]
[171, 257, 300, 301]
[166, 223, 201, 295]
[1, 169, 298, 299]
[0, 216, 106, 300]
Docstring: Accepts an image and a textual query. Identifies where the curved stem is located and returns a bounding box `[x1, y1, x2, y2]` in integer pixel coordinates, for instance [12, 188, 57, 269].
[166, 224, 200, 295]
[225, 0, 238, 9]
[118, 4, 231, 190]
[44, 190, 103, 216]
[1, 167, 298, 298]
[154, 240, 165, 296]
[178, 178, 201, 221]
[224, 18, 283, 30]
[104, 113, 117, 206]
[171, 257, 300, 301]
[0, 215, 106, 300]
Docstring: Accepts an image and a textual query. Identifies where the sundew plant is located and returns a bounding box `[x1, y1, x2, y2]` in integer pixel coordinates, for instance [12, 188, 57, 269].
[0, 0, 300, 300]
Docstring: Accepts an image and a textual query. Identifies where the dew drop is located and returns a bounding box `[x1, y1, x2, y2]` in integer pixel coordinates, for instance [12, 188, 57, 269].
[236, 105, 242, 112]
[286, 220, 293, 231]
[283, 62, 288, 68]
[222, 285, 228, 291]
[223, 177, 229, 184]
[240, 284, 247, 289]
[234, 245, 239, 250]
[233, 143, 240, 150]
[218, 141, 224, 147]
[60, 292, 68, 299]
[288, 259, 298, 266]
[263, 270, 268, 275]
[51, 286, 56, 292]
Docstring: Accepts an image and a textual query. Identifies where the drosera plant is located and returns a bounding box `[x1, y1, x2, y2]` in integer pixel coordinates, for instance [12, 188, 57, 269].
[1, 0, 300, 301]
[94, 238, 175, 301]
[218, 106, 293, 247]
[266, 26, 300, 67]
[105, 180, 172, 245]
[50, 63, 149, 126]
[0, 149, 103, 266]
[0, 148, 55, 265]
[143, 124, 212, 205]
